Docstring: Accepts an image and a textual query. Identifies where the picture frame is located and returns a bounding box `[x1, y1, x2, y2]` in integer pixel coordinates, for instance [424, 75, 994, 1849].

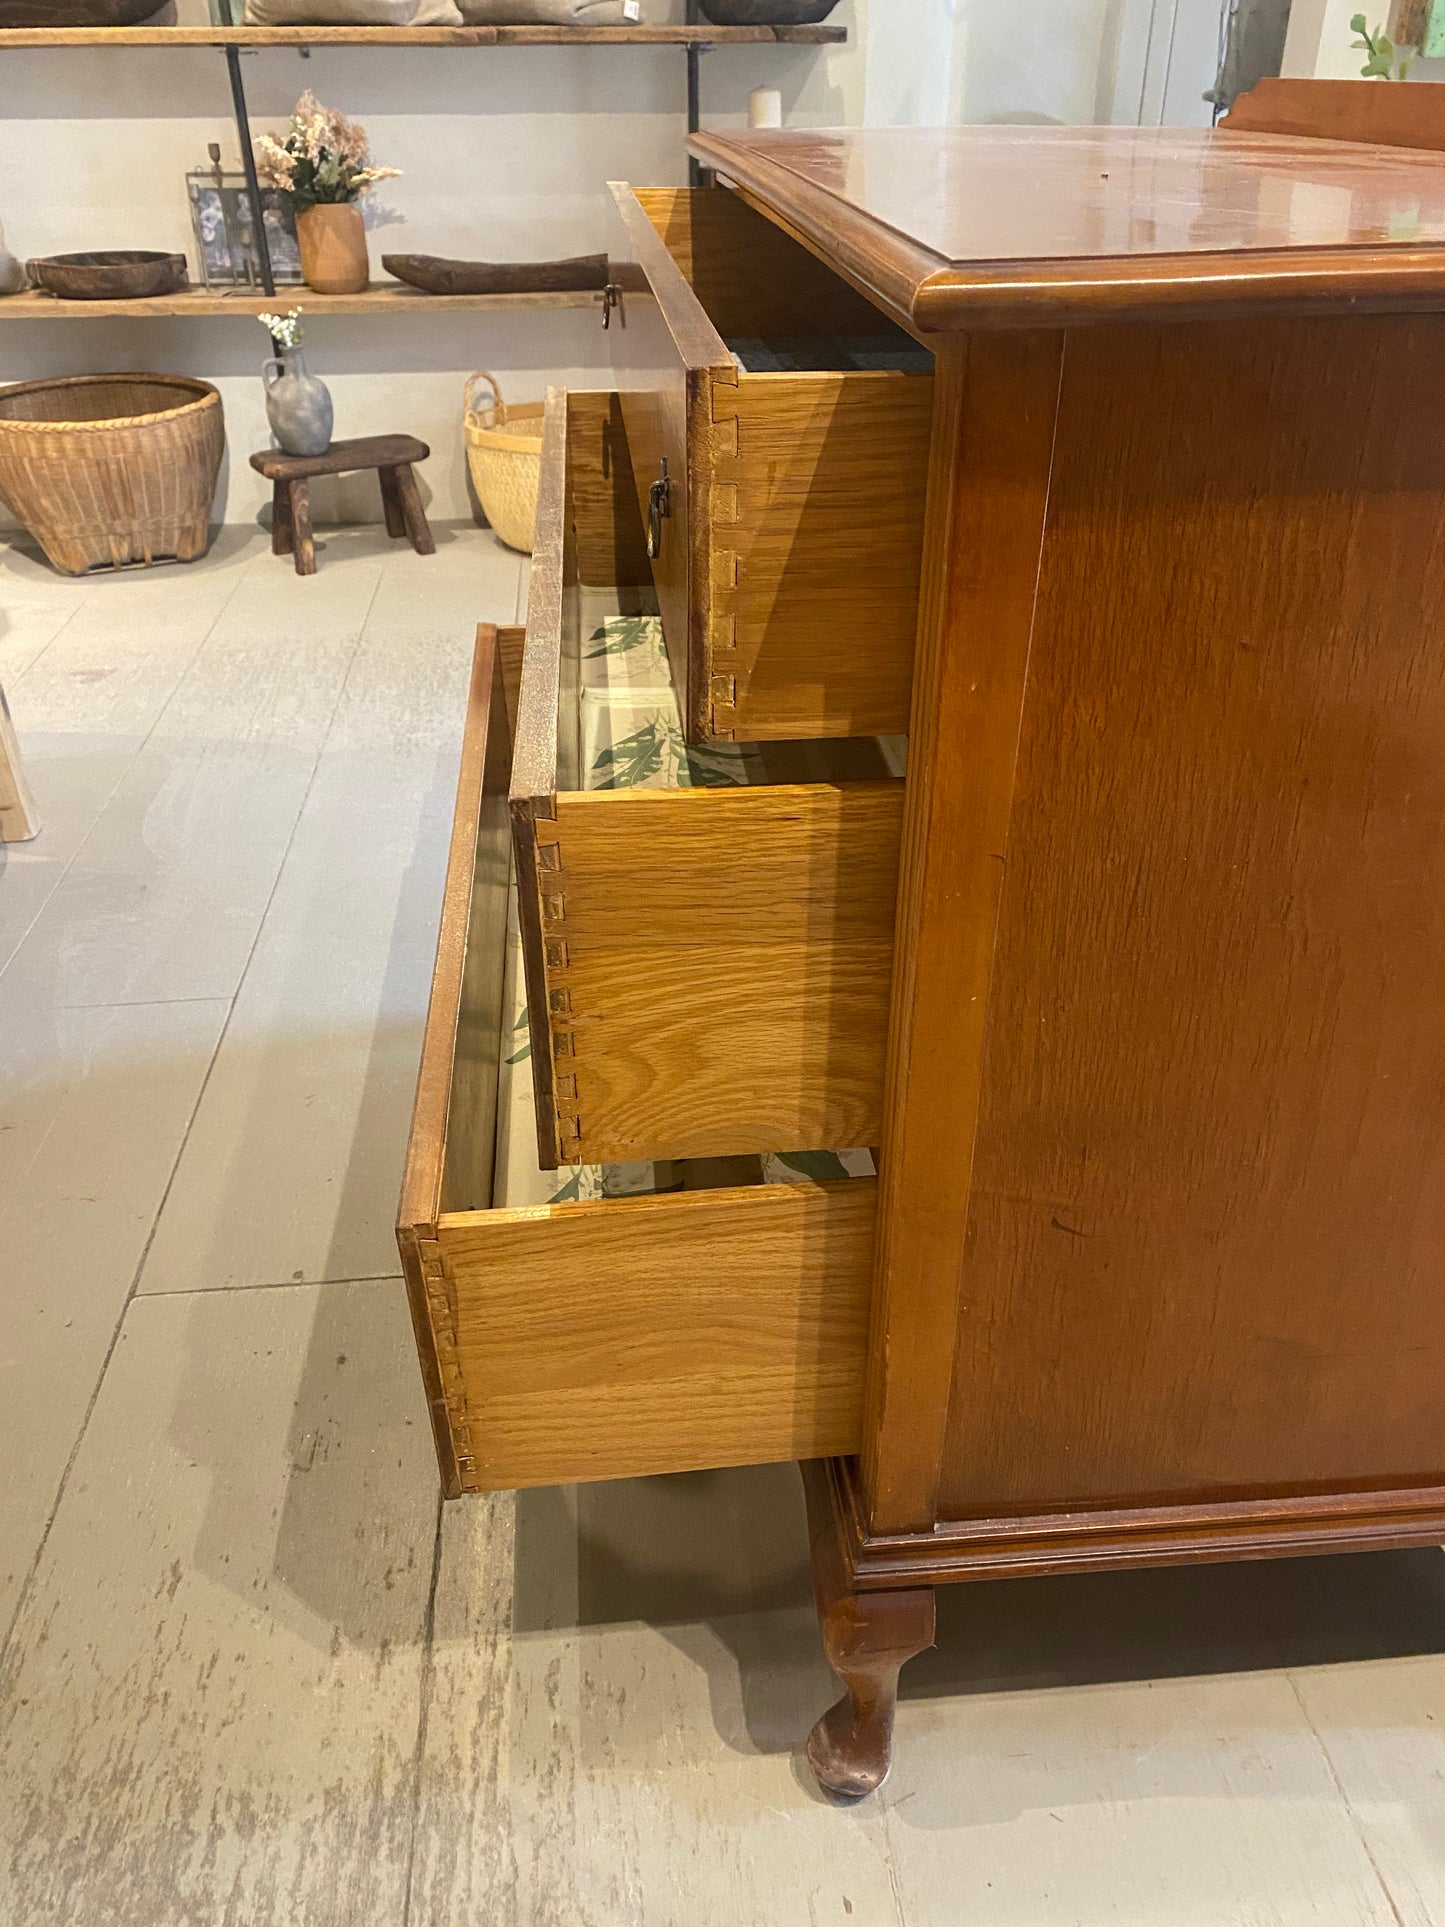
[185, 171, 304, 289]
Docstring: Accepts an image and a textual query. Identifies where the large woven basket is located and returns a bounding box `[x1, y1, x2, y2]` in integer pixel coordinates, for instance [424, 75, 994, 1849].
[463, 371, 542, 553]
[0, 374, 224, 576]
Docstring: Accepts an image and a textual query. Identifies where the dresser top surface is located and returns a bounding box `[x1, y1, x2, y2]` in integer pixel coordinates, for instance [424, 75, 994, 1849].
[686, 124, 1445, 329]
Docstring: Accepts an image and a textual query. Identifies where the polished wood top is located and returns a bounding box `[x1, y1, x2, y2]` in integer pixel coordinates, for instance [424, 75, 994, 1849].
[687, 124, 1445, 330]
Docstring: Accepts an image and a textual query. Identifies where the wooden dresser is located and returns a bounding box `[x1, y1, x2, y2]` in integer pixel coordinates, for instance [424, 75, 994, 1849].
[400, 92, 1445, 1798]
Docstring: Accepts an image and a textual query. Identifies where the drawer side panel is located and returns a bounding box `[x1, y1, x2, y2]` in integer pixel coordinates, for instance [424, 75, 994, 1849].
[632, 185, 890, 340]
[710, 371, 933, 740]
[436, 1179, 874, 1488]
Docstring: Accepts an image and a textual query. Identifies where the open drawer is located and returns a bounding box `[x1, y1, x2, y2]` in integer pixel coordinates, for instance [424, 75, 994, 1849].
[397, 610, 875, 1497]
[509, 388, 904, 1173]
[607, 183, 934, 743]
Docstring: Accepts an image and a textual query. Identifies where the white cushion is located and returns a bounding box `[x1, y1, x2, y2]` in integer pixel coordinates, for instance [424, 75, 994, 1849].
[244, 0, 461, 26]
[455, 0, 630, 23]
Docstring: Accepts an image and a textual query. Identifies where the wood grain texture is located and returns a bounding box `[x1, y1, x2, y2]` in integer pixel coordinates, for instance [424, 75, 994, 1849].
[861, 331, 1064, 1536]
[0, 680, 38, 841]
[512, 386, 904, 1167]
[937, 312, 1445, 1521]
[611, 182, 932, 741]
[1221, 74, 1445, 149]
[25, 248, 185, 300]
[397, 622, 514, 1495]
[508, 392, 571, 1168]
[632, 183, 888, 341]
[286, 478, 315, 575]
[825, 1456, 1445, 1587]
[433, 1180, 874, 1489]
[710, 367, 931, 740]
[556, 387, 650, 590]
[802, 1458, 935, 1798]
[0, 283, 605, 317]
[607, 183, 732, 738]
[0, 19, 844, 40]
[404, 572, 879, 1492]
[534, 783, 903, 1165]
[381, 250, 608, 295]
[688, 126, 1445, 332]
[248, 433, 428, 480]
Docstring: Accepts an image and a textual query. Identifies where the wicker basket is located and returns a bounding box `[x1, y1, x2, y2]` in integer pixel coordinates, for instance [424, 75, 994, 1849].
[0, 374, 224, 576]
[463, 371, 543, 554]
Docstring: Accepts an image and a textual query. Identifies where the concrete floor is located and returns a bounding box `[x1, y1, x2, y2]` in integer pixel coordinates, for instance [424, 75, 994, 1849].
[3, 523, 1445, 1926]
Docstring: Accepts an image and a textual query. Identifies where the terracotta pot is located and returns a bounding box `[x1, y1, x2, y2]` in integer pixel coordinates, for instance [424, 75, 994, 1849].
[295, 202, 369, 296]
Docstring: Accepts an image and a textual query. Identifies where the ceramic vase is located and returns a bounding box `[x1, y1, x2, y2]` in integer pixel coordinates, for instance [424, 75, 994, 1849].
[262, 345, 333, 457]
[0, 220, 27, 296]
[295, 202, 369, 295]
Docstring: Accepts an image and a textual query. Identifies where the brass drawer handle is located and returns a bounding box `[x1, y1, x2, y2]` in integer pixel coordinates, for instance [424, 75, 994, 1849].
[602, 281, 621, 329]
[647, 458, 671, 559]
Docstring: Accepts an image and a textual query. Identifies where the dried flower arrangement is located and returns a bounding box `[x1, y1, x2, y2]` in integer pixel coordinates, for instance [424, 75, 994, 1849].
[254, 92, 401, 209]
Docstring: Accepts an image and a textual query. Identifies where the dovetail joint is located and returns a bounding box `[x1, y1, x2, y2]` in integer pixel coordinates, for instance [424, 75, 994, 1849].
[535, 829, 583, 1163]
[417, 1235, 477, 1485]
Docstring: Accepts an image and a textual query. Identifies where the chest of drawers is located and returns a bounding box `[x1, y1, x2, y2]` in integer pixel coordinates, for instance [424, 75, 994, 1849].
[402, 96, 1445, 1798]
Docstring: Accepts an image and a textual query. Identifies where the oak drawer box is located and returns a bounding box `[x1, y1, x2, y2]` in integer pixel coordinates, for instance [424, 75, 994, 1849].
[509, 387, 904, 1173]
[396, 593, 875, 1496]
[606, 183, 934, 744]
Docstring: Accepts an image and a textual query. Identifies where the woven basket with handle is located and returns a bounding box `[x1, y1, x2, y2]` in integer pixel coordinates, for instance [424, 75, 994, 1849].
[0, 374, 223, 576]
[463, 371, 543, 554]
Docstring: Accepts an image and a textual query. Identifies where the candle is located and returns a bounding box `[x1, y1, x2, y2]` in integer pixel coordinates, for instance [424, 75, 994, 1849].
[748, 87, 783, 130]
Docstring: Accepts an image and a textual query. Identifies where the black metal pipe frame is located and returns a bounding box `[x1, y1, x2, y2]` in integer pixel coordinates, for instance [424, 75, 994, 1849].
[684, 0, 712, 187]
[224, 44, 280, 320]
[226, 24, 718, 335]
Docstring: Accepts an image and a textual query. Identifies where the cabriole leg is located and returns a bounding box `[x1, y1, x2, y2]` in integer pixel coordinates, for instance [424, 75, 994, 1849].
[802, 1459, 935, 1799]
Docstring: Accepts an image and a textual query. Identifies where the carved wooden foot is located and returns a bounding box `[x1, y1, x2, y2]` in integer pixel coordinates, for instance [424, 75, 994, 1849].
[802, 1459, 936, 1799]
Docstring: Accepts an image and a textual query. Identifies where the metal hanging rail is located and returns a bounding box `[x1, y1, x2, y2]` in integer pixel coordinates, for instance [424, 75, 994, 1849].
[224, 44, 278, 298]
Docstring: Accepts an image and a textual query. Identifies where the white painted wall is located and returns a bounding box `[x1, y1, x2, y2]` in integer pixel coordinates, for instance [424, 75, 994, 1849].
[1284, 0, 1445, 81]
[1282, 0, 1365, 75]
[0, 0, 1217, 533]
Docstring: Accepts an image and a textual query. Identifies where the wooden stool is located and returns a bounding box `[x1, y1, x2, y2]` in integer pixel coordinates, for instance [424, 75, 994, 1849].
[249, 434, 436, 577]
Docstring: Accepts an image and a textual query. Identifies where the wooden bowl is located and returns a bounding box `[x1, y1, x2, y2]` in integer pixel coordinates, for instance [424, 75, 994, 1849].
[696, 0, 837, 21]
[26, 251, 188, 301]
[383, 252, 609, 296]
[0, 0, 165, 24]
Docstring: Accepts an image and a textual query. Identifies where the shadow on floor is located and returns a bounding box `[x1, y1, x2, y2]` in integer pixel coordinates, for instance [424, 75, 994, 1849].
[511, 1462, 1445, 1755]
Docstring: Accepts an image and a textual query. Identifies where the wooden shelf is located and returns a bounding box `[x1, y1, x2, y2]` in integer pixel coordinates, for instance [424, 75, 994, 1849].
[0, 21, 844, 46]
[0, 282, 606, 317]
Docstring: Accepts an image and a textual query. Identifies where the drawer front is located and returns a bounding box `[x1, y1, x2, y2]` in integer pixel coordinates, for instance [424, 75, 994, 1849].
[510, 389, 902, 1173]
[607, 184, 933, 744]
[397, 619, 874, 1496]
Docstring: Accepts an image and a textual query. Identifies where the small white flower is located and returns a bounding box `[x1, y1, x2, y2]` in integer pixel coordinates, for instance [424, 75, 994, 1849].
[258, 307, 304, 348]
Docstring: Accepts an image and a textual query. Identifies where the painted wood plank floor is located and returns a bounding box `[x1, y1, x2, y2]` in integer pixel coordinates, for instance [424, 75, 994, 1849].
[4, 525, 1445, 1925]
